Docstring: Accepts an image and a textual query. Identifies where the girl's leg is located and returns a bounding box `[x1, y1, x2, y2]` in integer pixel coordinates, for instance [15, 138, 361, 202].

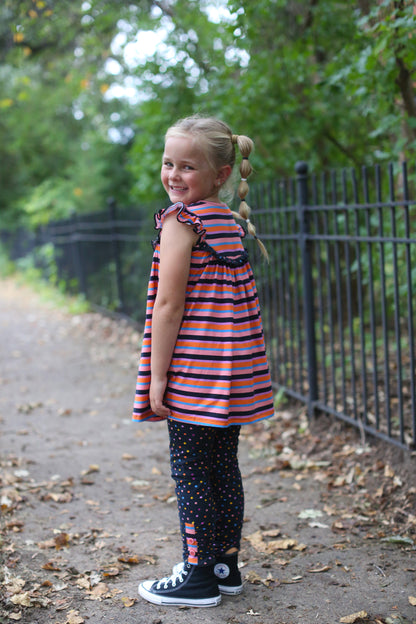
[168, 420, 244, 560]
[168, 419, 218, 566]
[138, 420, 222, 607]
[210, 425, 244, 555]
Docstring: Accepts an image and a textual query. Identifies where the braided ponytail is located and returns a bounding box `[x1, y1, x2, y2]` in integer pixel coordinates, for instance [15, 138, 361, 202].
[231, 134, 269, 262]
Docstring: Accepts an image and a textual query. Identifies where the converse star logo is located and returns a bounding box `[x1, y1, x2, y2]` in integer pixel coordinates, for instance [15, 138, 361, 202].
[214, 563, 230, 579]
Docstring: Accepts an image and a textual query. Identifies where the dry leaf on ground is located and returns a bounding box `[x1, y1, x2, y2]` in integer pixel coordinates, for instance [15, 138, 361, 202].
[339, 611, 368, 623]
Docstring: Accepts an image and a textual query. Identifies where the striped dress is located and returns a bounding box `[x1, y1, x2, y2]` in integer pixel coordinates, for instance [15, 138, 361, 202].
[132, 200, 275, 427]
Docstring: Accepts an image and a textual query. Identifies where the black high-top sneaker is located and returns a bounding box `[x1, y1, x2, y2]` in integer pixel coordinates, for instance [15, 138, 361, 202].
[172, 552, 243, 595]
[138, 562, 221, 607]
[213, 552, 243, 595]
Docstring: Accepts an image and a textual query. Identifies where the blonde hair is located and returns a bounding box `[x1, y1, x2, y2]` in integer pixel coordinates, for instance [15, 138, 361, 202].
[165, 115, 268, 260]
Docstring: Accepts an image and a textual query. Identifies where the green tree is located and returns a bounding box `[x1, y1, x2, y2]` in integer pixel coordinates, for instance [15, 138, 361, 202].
[0, 0, 138, 224]
[1, 0, 415, 223]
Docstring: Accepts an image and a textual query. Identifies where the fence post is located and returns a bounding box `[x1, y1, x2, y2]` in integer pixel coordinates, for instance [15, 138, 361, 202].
[70, 214, 87, 296]
[107, 197, 125, 313]
[296, 161, 318, 417]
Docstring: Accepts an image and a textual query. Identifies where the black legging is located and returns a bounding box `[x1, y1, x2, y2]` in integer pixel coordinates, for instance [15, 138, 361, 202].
[168, 420, 244, 566]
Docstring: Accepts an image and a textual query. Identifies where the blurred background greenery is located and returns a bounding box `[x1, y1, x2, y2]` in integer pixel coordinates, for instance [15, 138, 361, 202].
[1, 0, 415, 229]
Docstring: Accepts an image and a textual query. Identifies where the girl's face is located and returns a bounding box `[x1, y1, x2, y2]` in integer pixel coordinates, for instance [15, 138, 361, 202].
[161, 135, 227, 205]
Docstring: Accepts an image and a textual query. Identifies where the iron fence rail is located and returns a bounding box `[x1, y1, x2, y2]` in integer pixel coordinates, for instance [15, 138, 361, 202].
[1, 162, 415, 449]
[251, 162, 416, 449]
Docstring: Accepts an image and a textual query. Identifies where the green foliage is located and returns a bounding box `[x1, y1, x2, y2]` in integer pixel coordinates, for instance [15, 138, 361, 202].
[1, 0, 415, 220]
[0, 243, 16, 277]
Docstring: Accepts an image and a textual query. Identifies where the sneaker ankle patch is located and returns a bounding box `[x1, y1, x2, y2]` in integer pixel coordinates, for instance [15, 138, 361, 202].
[214, 563, 230, 579]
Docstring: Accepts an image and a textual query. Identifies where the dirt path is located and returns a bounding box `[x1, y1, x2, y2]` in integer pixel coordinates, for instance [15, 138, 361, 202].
[1, 278, 415, 624]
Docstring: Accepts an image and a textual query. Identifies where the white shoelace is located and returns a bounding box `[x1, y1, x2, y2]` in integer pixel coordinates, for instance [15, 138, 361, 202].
[156, 568, 188, 590]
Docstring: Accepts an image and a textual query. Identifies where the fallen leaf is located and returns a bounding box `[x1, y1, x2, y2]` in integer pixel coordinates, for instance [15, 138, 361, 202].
[46, 492, 73, 503]
[121, 596, 136, 607]
[102, 567, 121, 577]
[8, 613, 22, 621]
[381, 535, 414, 546]
[85, 582, 110, 600]
[245, 530, 306, 553]
[42, 561, 61, 571]
[409, 596, 416, 606]
[76, 576, 91, 590]
[308, 565, 332, 573]
[81, 464, 100, 475]
[340, 611, 368, 623]
[261, 528, 281, 538]
[245, 570, 263, 584]
[54, 532, 70, 549]
[4, 575, 25, 594]
[10, 592, 32, 607]
[66, 610, 84, 624]
[117, 554, 141, 565]
[384, 464, 395, 478]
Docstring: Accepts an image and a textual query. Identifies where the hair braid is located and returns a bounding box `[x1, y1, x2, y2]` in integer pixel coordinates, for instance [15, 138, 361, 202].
[232, 134, 269, 262]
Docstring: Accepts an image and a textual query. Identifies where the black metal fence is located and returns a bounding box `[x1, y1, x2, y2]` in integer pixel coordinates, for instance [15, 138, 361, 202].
[1, 199, 158, 319]
[251, 162, 416, 450]
[1, 161, 415, 449]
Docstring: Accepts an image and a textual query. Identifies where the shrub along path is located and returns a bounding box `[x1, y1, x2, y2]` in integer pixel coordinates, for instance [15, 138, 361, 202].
[1, 277, 415, 624]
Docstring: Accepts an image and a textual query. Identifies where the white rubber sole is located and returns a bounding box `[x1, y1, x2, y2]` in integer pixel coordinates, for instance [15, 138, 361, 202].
[138, 581, 222, 607]
[218, 583, 243, 595]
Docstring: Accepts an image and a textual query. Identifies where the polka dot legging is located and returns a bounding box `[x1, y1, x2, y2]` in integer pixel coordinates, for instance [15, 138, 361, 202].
[167, 419, 244, 567]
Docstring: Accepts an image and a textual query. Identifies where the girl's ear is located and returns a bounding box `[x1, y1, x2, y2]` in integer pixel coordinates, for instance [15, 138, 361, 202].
[216, 164, 232, 186]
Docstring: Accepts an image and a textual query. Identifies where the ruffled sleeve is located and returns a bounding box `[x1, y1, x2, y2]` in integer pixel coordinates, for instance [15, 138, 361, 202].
[154, 202, 206, 243]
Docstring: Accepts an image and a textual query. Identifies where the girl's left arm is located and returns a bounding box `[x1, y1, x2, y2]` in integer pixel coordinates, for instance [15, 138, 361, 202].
[149, 213, 198, 418]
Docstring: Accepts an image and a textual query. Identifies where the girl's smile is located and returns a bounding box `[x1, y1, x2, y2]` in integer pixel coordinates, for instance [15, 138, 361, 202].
[161, 136, 223, 205]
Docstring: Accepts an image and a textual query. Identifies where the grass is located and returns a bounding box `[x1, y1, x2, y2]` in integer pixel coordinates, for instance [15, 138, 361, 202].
[0, 255, 91, 316]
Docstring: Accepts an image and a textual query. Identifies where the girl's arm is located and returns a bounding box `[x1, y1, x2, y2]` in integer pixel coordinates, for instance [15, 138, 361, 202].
[149, 212, 198, 418]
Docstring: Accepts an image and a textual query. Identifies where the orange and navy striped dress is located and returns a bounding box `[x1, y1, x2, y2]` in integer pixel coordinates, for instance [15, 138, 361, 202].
[132, 200, 275, 427]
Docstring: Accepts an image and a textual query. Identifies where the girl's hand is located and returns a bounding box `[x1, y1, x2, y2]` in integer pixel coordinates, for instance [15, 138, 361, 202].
[150, 376, 171, 419]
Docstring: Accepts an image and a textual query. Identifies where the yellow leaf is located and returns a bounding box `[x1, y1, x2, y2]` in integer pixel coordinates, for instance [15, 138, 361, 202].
[339, 611, 368, 623]
[409, 595, 416, 606]
[29, 9, 38, 18]
[121, 596, 136, 607]
[100, 84, 110, 94]
[36, 0, 46, 7]
[73, 187, 83, 197]
[13, 33, 24, 43]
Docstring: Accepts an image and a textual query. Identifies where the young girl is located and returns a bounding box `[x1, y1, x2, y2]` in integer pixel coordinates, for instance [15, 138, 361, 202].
[132, 115, 275, 608]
